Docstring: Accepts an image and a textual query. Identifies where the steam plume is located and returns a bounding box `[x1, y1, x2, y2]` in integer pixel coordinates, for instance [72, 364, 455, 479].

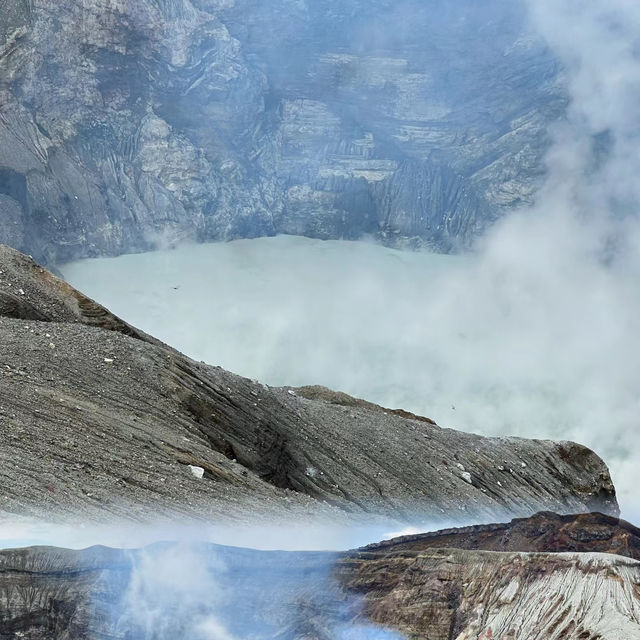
[61, 0, 640, 520]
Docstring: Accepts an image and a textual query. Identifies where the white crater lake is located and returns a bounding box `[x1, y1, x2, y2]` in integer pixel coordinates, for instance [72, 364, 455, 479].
[61, 235, 640, 520]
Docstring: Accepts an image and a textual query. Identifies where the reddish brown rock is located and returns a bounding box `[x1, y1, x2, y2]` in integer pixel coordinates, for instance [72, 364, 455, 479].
[363, 510, 640, 559]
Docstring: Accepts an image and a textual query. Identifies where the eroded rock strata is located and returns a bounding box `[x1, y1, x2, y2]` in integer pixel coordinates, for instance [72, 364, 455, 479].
[0, 244, 618, 523]
[1, 513, 640, 640]
[342, 548, 640, 640]
[364, 510, 640, 559]
[0, 0, 564, 264]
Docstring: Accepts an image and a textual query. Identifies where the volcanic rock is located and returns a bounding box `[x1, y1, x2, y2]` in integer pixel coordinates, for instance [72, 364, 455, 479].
[1, 514, 640, 640]
[364, 510, 640, 559]
[0, 0, 565, 264]
[0, 244, 619, 524]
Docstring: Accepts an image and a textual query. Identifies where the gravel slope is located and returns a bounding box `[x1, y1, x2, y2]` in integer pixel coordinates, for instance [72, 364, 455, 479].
[0, 245, 619, 524]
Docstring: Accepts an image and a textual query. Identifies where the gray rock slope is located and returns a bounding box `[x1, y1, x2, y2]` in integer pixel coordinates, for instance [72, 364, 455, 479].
[0, 0, 565, 264]
[0, 244, 618, 523]
[1, 536, 640, 639]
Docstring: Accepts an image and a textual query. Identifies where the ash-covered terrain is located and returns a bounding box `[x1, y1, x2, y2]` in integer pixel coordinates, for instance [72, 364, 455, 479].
[0, 512, 639, 639]
[0, 0, 563, 265]
[0, 244, 618, 524]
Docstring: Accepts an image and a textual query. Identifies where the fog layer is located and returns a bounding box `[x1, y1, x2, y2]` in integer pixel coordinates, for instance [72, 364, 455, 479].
[61, 0, 640, 520]
[61, 232, 639, 519]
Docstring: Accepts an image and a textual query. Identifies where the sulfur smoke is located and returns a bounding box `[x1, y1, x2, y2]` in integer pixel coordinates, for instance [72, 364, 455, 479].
[107, 543, 404, 640]
[61, 0, 640, 520]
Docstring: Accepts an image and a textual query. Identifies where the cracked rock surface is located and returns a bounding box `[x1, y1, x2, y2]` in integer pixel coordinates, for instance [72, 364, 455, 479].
[0, 0, 565, 264]
[341, 547, 640, 640]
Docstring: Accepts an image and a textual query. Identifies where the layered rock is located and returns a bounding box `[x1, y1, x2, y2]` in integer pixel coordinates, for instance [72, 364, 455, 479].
[0, 244, 618, 523]
[0, 0, 565, 264]
[364, 510, 640, 559]
[342, 548, 640, 640]
[2, 513, 640, 640]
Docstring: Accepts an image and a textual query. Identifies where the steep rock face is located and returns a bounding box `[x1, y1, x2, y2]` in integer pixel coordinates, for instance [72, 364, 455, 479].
[1, 529, 640, 640]
[342, 548, 640, 640]
[0, 244, 618, 523]
[0, 546, 126, 640]
[364, 511, 640, 559]
[0, 0, 565, 264]
[0, 0, 271, 265]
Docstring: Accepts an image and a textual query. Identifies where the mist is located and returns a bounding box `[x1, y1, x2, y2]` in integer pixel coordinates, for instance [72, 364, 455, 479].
[115, 544, 236, 640]
[58, 0, 640, 523]
[0, 513, 445, 553]
[104, 542, 404, 640]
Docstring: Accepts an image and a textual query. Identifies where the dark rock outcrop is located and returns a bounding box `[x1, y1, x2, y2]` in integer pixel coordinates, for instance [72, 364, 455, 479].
[0, 244, 618, 523]
[0, 0, 565, 265]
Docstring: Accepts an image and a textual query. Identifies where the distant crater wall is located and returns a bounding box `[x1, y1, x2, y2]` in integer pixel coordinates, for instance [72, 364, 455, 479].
[0, 0, 566, 264]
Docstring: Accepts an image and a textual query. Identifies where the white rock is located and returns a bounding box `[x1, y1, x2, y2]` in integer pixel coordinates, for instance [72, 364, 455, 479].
[464, 553, 640, 640]
[461, 471, 472, 484]
[188, 465, 205, 479]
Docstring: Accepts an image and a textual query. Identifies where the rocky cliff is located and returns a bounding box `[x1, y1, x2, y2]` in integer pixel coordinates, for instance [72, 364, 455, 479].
[343, 548, 640, 640]
[0, 0, 565, 265]
[1, 513, 640, 639]
[364, 510, 640, 559]
[0, 244, 618, 523]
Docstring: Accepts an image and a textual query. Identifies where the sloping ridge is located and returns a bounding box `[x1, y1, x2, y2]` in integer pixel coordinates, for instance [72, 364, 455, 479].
[363, 510, 640, 558]
[0, 244, 619, 523]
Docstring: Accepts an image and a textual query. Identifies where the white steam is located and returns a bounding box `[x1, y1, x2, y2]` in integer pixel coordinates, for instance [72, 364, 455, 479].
[60, 0, 640, 520]
[117, 545, 236, 640]
[108, 543, 406, 640]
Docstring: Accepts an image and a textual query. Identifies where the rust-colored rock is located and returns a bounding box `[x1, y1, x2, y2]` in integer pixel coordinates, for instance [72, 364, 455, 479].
[363, 511, 640, 559]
